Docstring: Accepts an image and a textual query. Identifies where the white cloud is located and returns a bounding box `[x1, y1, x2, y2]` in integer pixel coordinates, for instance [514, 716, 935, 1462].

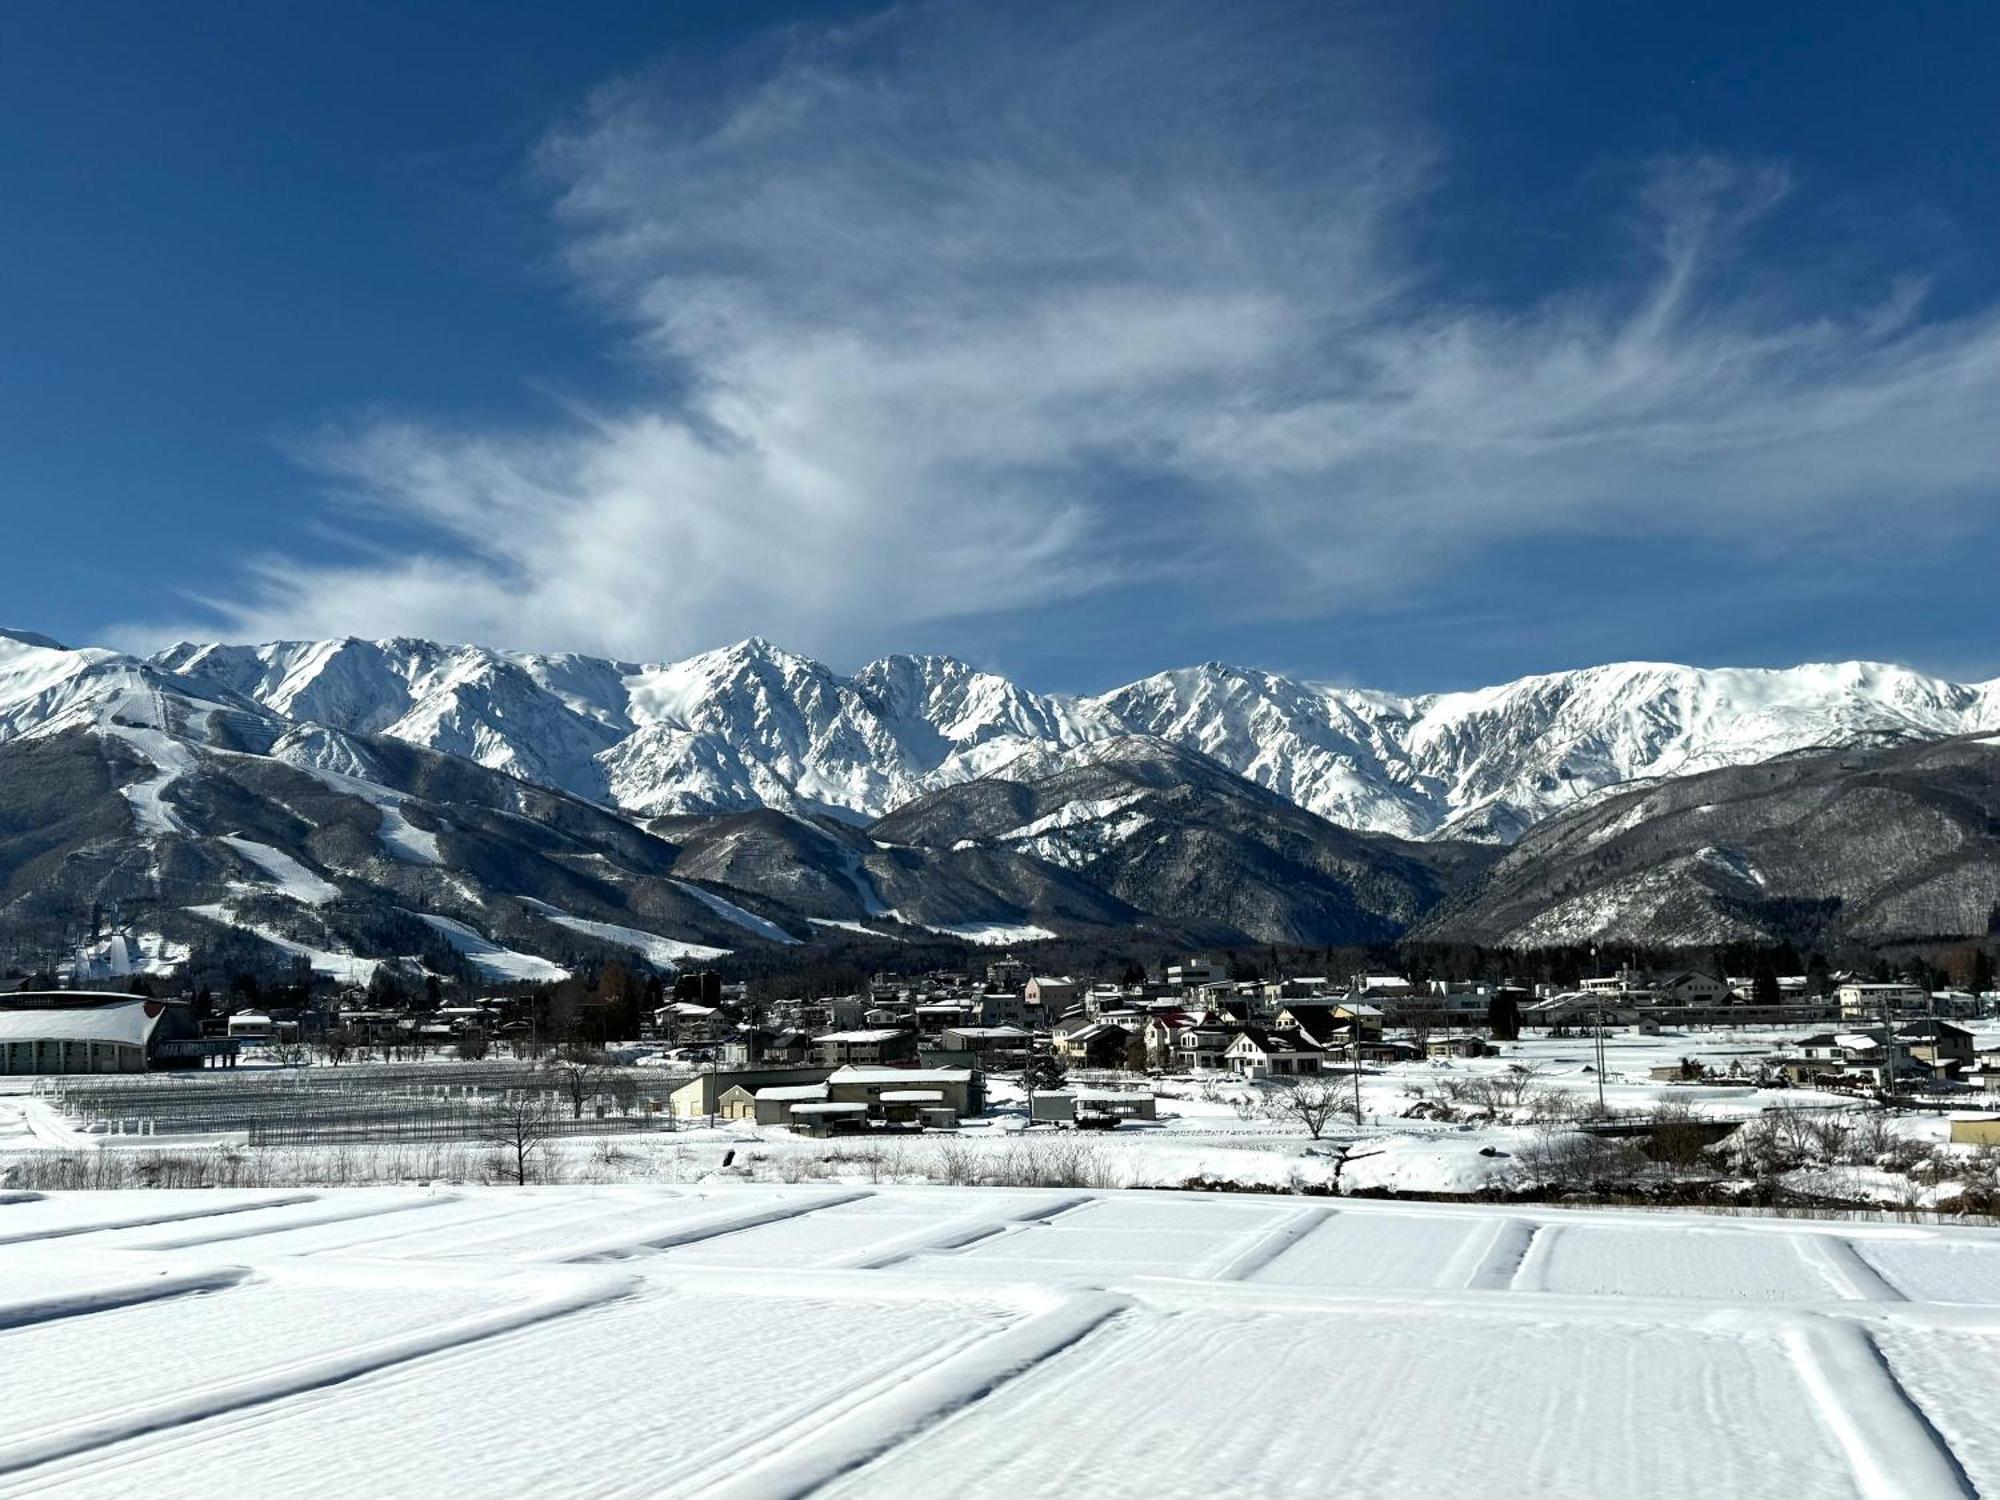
[157, 1, 2000, 662]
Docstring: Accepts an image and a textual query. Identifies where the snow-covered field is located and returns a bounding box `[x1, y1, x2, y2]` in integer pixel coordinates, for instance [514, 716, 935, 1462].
[1, 1181, 1997, 1497]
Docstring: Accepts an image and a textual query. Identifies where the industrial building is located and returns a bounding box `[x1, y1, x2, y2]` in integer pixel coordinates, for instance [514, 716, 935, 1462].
[0, 992, 225, 1075]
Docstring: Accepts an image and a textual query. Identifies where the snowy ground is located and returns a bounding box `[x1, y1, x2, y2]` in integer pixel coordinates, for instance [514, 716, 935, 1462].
[1, 1182, 1997, 1496]
[0, 1024, 1972, 1203]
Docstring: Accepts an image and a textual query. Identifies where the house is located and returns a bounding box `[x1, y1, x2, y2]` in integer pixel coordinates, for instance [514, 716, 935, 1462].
[1273, 1003, 1344, 1049]
[1224, 1026, 1324, 1079]
[815, 1028, 920, 1068]
[1026, 977, 1080, 1010]
[973, 991, 1030, 1028]
[720, 1028, 813, 1067]
[1773, 1032, 1913, 1088]
[1052, 1021, 1137, 1070]
[1837, 983, 1928, 1021]
[939, 1024, 1032, 1060]
[1331, 1003, 1386, 1041]
[1204, 995, 1253, 1026]
[1174, 1017, 1240, 1072]
[1652, 971, 1731, 1007]
[1349, 974, 1414, 1001]
[1140, 1010, 1197, 1069]
[225, 1012, 277, 1042]
[795, 994, 867, 1032]
[1898, 1019, 1976, 1079]
[1166, 956, 1228, 989]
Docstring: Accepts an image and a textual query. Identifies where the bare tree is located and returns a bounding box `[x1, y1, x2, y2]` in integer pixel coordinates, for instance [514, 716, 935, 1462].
[485, 1092, 557, 1186]
[318, 1027, 356, 1067]
[1268, 1081, 1345, 1140]
[269, 1036, 310, 1069]
[455, 1029, 491, 1062]
[549, 1044, 612, 1119]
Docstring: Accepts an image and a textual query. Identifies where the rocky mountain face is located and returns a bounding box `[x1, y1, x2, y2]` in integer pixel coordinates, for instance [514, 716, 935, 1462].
[157, 636, 2000, 842]
[11, 626, 2000, 973]
[871, 737, 1496, 946]
[0, 632, 811, 981]
[1415, 732, 2000, 950]
[0, 631, 1460, 971]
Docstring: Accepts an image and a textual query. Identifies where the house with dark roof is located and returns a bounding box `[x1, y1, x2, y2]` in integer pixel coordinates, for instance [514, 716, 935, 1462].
[1224, 1026, 1324, 1079]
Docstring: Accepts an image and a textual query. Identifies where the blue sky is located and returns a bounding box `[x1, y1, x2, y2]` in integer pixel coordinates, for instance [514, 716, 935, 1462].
[5, 1, 1999, 694]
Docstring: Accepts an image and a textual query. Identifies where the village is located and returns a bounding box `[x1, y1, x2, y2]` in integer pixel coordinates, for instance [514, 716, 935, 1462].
[12, 952, 2000, 1211]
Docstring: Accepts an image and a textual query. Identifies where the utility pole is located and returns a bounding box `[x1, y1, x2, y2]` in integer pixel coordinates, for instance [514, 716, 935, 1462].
[1594, 1003, 1607, 1115]
[1350, 1016, 1364, 1124]
[1024, 1029, 1036, 1127]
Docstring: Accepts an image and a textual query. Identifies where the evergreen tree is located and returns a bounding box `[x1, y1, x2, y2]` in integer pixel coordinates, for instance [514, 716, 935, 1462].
[1024, 1045, 1068, 1093]
[1752, 958, 1781, 1008]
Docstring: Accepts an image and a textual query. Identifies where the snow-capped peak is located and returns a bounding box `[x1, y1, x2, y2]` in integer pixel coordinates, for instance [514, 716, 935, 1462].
[134, 635, 2000, 842]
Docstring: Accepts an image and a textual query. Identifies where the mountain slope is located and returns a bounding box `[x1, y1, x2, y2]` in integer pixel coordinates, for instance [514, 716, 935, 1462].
[1416, 732, 2000, 949]
[156, 635, 2000, 842]
[666, 807, 1150, 941]
[0, 634, 810, 980]
[871, 737, 1493, 945]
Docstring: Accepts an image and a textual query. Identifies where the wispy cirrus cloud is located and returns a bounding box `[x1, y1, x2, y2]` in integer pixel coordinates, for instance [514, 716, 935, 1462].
[149, 0, 2000, 670]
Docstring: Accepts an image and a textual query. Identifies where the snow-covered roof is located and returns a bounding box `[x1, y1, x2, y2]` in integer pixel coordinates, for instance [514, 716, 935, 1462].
[944, 1025, 1030, 1038]
[817, 1029, 909, 1043]
[0, 1000, 165, 1048]
[878, 1090, 944, 1103]
[755, 1084, 830, 1102]
[788, 1102, 869, 1116]
[829, 1066, 973, 1086]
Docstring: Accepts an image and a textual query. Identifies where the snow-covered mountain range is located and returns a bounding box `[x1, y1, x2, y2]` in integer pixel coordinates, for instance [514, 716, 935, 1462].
[151, 635, 2000, 842]
[5, 625, 2000, 968]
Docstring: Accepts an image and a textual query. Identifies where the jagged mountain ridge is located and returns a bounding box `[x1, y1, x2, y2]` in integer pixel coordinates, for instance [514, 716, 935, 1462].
[0, 632, 831, 978]
[0, 631, 1451, 966]
[1415, 731, 2000, 950]
[152, 636, 2000, 843]
[872, 737, 1497, 946]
